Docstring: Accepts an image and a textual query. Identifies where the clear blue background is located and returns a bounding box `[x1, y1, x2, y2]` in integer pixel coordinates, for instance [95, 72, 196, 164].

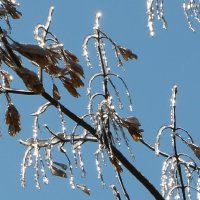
[0, 0, 200, 199]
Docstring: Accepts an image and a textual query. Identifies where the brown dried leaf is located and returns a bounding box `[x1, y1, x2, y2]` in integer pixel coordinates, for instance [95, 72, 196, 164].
[121, 117, 141, 127]
[61, 77, 80, 97]
[14, 67, 44, 93]
[69, 72, 84, 88]
[188, 143, 200, 160]
[117, 45, 138, 61]
[76, 184, 91, 196]
[53, 162, 67, 170]
[63, 49, 79, 63]
[11, 43, 61, 69]
[0, 46, 16, 68]
[128, 128, 143, 142]
[53, 83, 61, 100]
[46, 64, 63, 76]
[51, 166, 67, 178]
[121, 116, 143, 141]
[5, 103, 21, 136]
[66, 60, 84, 78]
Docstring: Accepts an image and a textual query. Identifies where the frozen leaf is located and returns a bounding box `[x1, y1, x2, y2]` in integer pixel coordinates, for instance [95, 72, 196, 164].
[121, 116, 141, 127]
[117, 46, 138, 61]
[14, 67, 44, 93]
[5, 103, 21, 136]
[69, 72, 84, 88]
[46, 64, 63, 76]
[121, 116, 143, 141]
[53, 162, 67, 170]
[51, 166, 67, 178]
[63, 49, 79, 63]
[129, 130, 142, 142]
[31, 102, 51, 116]
[76, 184, 91, 195]
[188, 143, 200, 160]
[11, 43, 61, 71]
[52, 83, 61, 100]
[0, 47, 16, 68]
[61, 77, 80, 97]
[66, 60, 84, 78]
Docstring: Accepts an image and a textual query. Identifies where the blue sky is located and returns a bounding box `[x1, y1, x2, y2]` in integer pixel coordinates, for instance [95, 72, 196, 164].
[0, 0, 200, 200]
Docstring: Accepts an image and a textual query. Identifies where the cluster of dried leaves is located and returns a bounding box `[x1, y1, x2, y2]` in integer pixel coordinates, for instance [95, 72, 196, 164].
[10, 41, 84, 97]
[0, 4, 85, 136]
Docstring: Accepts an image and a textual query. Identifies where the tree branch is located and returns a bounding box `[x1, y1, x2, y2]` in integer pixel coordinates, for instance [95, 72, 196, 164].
[41, 90, 164, 200]
[0, 28, 164, 200]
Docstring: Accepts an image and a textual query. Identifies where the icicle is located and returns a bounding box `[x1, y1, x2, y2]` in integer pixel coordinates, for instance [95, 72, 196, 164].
[77, 146, 86, 177]
[34, 157, 40, 189]
[100, 42, 108, 68]
[147, 0, 155, 36]
[95, 149, 105, 186]
[156, 0, 167, 29]
[174, 191, 181, 200]
[72, 148, 78, 167]
[82, 34, 95, 67]
[82, 45, 92, 67]
[34, 145, 41, 189]
[94, 12, 102, 30]
[160, 174, 168, 196]
[20, 146, 33, 188]
[39, 157, 49, 185]
[26, 149, 33, 166]
[100, 148, 106, 165]
[32, 117, 38, 140]
[58, 105, 67, 134]
[69, 165, 76, 189]
[109, 73, 133, 111]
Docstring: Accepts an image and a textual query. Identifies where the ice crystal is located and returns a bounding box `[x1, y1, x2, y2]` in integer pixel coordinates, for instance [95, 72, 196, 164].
[147, 0, 155, 36]
[72, 148, 78, 167]
[95, 148, 105, 186]
[69, 165, 76, 189]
